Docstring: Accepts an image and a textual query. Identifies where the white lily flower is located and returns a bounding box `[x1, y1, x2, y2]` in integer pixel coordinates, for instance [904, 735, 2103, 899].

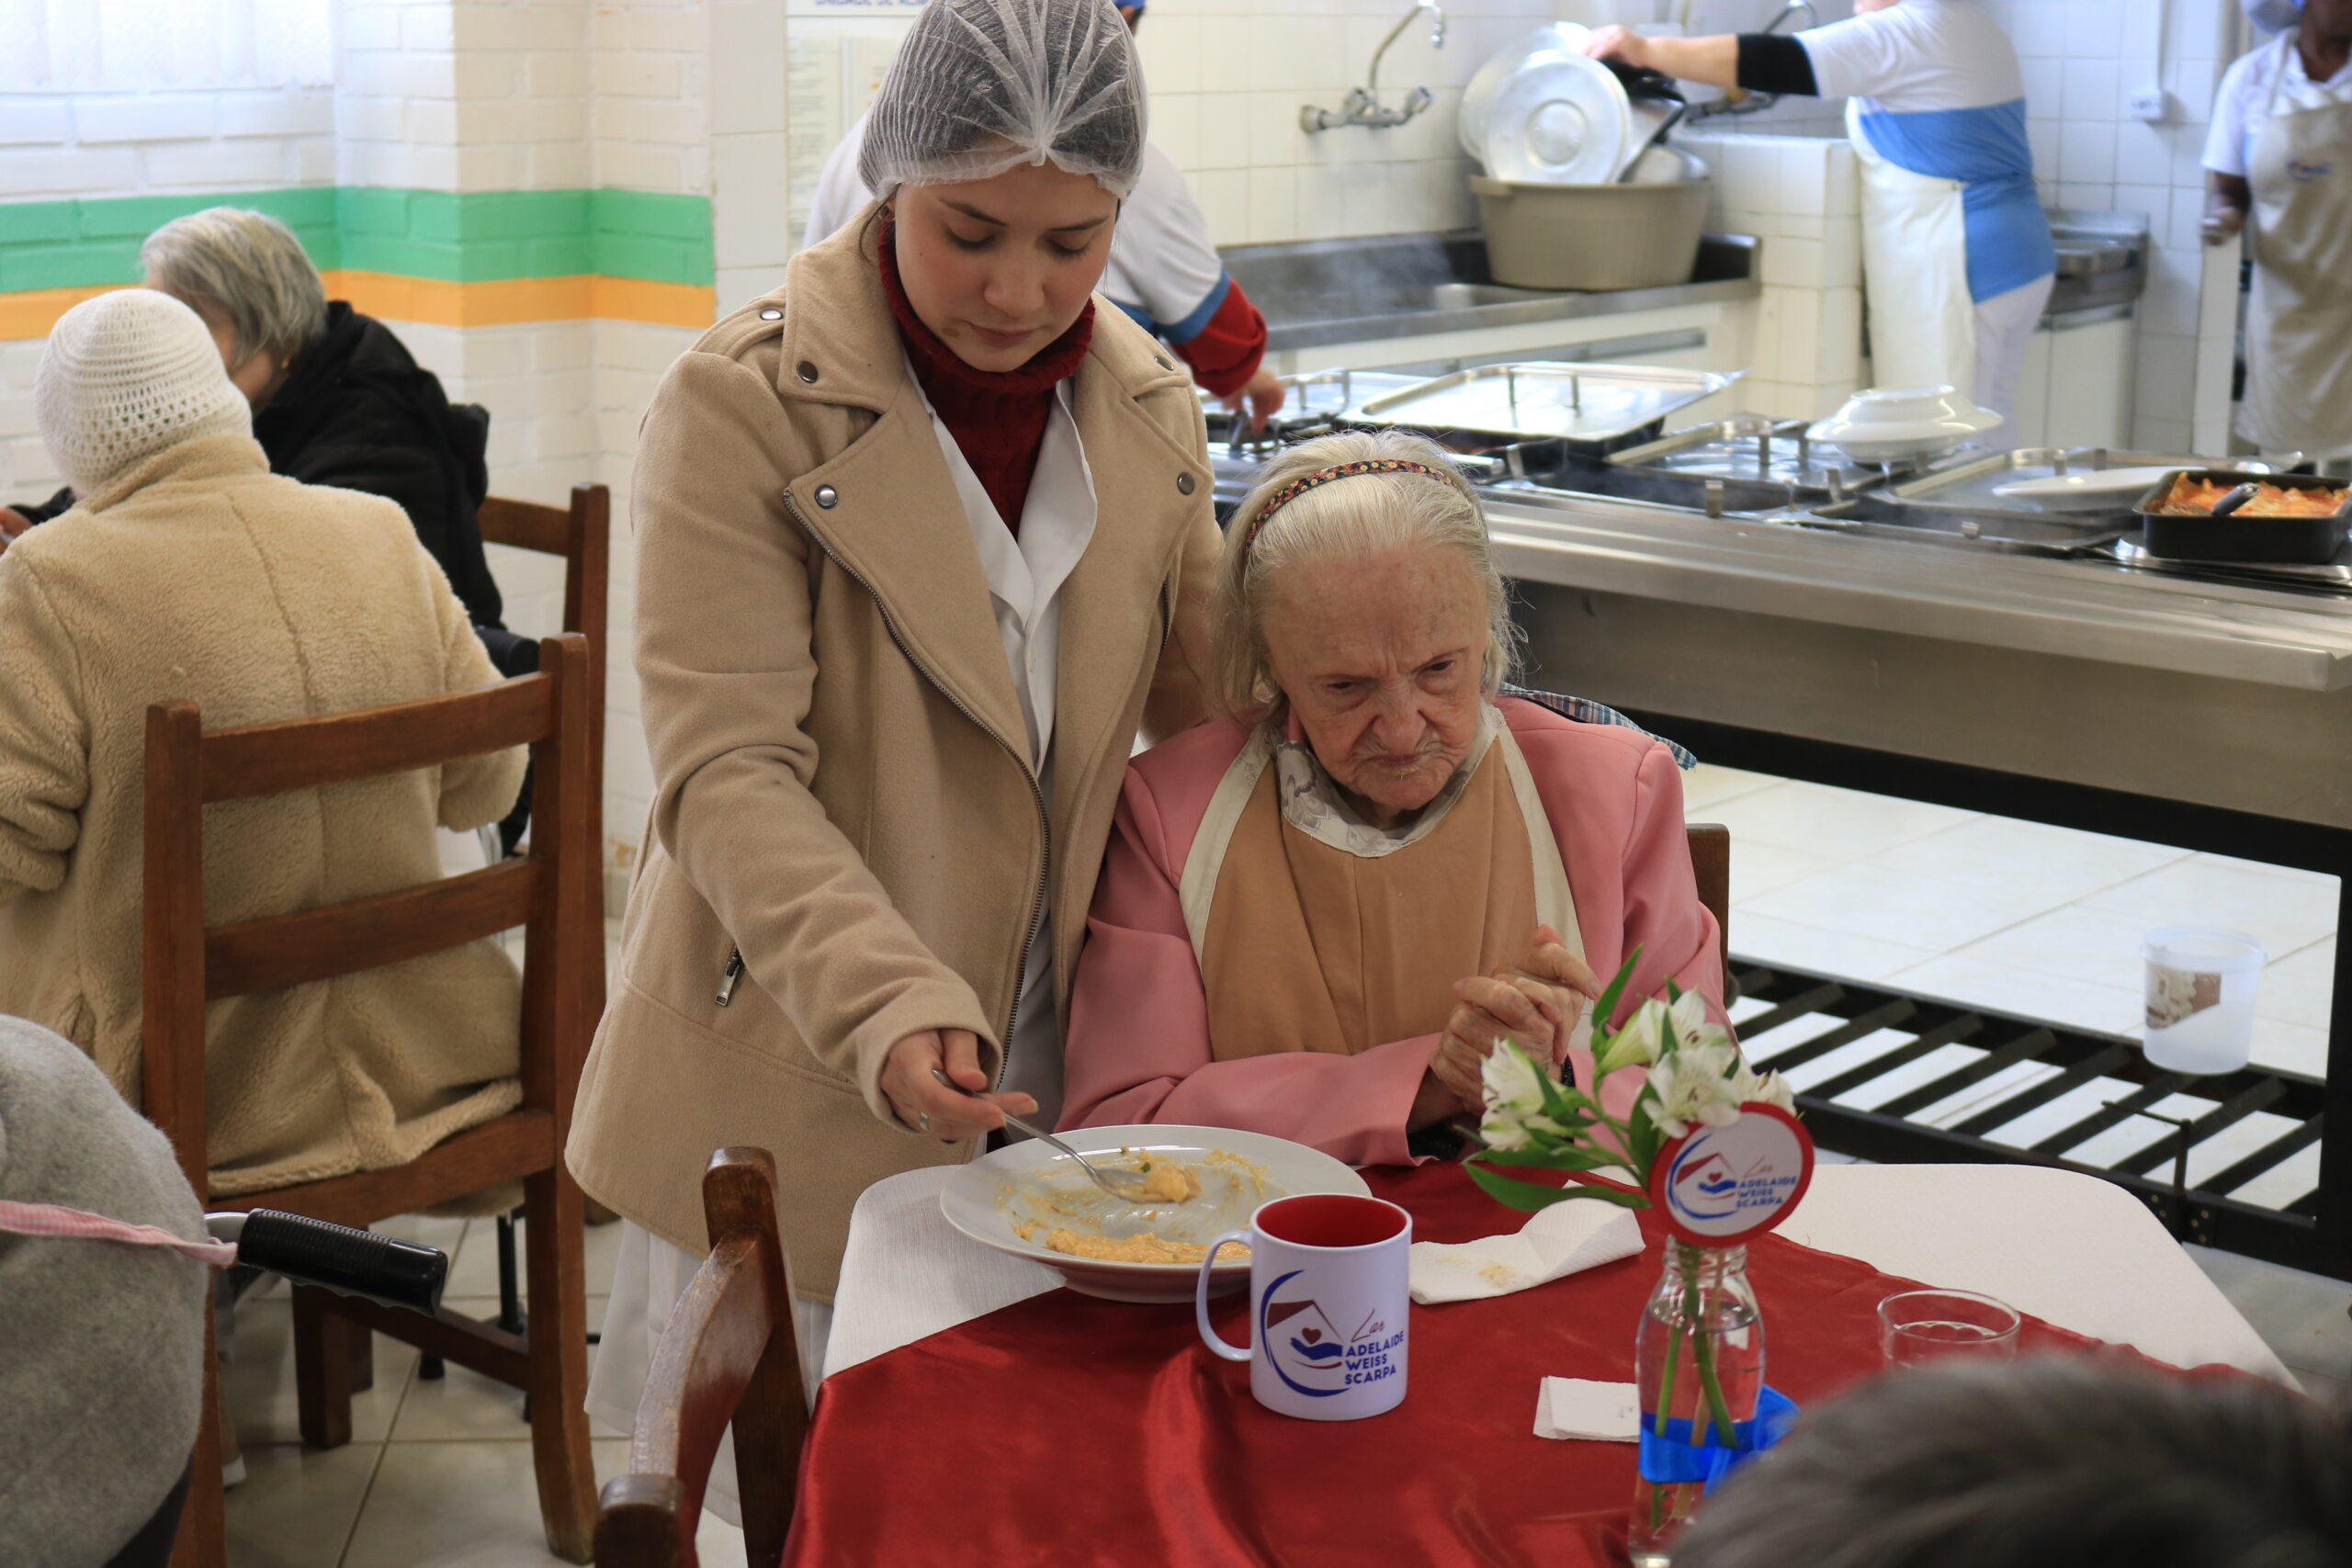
[1600, 998, 1669, 1076]
[1647, 1042, 1744, 1138]
[1730, 1059, 1797, 1114]
[1668, 988, 1734, 1053]
[1478, 1040, 1554, 1152]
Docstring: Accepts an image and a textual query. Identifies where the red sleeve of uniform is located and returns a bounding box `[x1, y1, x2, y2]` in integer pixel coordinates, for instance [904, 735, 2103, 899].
[1169, 278, 1267, 400]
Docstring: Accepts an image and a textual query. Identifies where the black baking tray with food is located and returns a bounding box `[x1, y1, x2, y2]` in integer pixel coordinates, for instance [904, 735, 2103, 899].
[2132, 468, 2352, 564]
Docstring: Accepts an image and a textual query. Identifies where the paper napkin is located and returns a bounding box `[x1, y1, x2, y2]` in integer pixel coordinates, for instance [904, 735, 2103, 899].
[1533, 1378, 1640, 1442]
[1407, 1199, 1645, 1304]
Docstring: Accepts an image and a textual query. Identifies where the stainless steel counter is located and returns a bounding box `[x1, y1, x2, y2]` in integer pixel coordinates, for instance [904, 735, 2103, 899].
[1480, 487, 2352, 829]
[1218, 231, 1760, 355]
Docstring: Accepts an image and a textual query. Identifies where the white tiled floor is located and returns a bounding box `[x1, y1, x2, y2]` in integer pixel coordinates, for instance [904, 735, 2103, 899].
[1688, 765, 2341, 1081]
[221, 777, 2349, 1562]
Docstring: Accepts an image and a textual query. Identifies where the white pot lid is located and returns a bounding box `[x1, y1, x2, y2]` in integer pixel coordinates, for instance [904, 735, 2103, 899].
[1460, 22, 1592, 163]
[1482, 53, 1631, 185]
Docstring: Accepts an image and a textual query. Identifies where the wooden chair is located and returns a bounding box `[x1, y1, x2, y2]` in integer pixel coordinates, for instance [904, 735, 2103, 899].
[478, 484, 609, 829]
[477, 484, 612, 1324]
[594, 1147, 808, 1568]
[1688, 822, 1731, 981]
[143, 635, 601, 1566]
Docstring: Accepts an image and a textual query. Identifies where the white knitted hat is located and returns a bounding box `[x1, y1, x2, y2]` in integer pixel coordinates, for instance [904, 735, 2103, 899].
[35, 288, 251, 496]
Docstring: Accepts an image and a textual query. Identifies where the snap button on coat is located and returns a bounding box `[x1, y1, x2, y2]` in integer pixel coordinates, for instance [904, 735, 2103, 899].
[797, 360, 820, 384]
[759, 308, 783, 321]
[814, 484, 839, 509]
[1176, 472, 1195, 495]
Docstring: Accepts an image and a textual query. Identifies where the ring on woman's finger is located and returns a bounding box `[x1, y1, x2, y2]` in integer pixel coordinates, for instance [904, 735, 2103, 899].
[918, 1111, 932, 1134]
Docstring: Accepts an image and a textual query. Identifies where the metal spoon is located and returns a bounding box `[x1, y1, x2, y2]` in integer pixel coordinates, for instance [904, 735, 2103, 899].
[929, 1067, 1164, 1203]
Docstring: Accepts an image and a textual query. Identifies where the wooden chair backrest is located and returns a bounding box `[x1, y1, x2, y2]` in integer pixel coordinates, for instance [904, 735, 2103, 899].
[479, 482, 608, 833]
[594, 1147, 808, 1568]
[1687, 822, 1730, 981]
[140, 634, 598, 1203]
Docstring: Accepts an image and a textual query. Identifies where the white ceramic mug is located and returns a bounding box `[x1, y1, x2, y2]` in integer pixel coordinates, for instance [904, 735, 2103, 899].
[1194, 1192, 1412, 1421]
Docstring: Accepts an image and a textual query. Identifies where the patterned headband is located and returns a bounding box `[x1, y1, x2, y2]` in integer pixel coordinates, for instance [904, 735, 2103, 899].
[1240, 458, 1459, 552]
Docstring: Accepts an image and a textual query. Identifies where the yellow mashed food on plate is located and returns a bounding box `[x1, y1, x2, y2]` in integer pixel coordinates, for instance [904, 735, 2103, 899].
[1037, 1229, 1249, 1265]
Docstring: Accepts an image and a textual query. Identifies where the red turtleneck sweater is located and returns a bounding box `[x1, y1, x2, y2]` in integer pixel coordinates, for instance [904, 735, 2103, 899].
[877, 212, 1094, 534]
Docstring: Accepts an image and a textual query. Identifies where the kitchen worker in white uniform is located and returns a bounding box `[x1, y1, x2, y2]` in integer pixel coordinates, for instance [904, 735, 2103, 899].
[1591, 1, 2057, 444]
[805, 4, 1287, 430]
[2203, 0, 2352, 469]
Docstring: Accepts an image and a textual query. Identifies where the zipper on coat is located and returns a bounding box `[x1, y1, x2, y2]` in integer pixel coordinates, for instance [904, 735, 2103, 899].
[716, 946, 745, 1008]
[783, 488, 1052, 1093]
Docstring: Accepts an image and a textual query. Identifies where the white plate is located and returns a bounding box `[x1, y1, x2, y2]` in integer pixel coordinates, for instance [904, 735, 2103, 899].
[1483, 55, 1631, 185]
[1992, 467, 2179, 504]
[940, 1124, 1370, 1303]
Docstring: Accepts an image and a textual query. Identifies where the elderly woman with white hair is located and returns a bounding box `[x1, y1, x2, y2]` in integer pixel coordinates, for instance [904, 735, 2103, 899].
[0, 208, 526, 675]
[0, 288, 527, 1199]
[1058, 431, 1724, 1163]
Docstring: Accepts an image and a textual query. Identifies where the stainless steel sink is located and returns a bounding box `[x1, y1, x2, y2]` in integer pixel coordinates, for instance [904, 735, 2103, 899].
[1220, 230, 1761, 355]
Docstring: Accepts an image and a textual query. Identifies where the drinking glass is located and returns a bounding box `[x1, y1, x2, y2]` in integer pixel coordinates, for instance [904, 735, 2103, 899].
[1878, 1289, 2020, 1368]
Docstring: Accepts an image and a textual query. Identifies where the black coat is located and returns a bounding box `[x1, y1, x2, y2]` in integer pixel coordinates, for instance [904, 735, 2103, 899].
[12, 303, 536, 677]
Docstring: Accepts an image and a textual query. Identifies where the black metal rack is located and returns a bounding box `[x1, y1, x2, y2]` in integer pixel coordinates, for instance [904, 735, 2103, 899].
[1737, 960, 2335, 1276]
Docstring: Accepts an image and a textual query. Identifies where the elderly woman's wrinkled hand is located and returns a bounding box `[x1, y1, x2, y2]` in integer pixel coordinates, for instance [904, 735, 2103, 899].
[1425, 926, 1600, 1111]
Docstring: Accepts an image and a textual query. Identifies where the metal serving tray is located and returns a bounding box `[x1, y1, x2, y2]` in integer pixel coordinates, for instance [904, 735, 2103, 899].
[1804, 492, 2132, 556]
[1602, 415, 1895, 508]
[1343, 362, 1744, 451]
[1894, 448, 2286, 516]
[1201, 368, 1428, 456]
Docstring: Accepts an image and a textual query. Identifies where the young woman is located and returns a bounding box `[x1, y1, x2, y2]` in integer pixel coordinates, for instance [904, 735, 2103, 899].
[573, 0, 1221, 1441]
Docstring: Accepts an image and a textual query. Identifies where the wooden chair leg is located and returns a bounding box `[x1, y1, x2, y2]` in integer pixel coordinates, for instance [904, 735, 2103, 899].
[522, 1163, 596, 1562]
[171, 1296, 229, 1568]
[291, 1285, 356, 1450]
[348, 1319, 376, 1393]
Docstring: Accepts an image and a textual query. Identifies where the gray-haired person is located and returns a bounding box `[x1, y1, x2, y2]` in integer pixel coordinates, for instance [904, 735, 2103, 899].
[1672, 1357, 2352, 1568]
[0, 208, 528, 678]
[0, 1014, 209, 1568]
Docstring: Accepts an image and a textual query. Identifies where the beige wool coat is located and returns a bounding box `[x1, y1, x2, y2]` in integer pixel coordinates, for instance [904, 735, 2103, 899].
[0, 434, 528, 1197]
[567, 212, 1222, 1300]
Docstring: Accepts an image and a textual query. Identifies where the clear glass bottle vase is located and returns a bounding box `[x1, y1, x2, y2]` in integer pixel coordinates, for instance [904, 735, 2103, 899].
[1627, 1241, 1765, 1567]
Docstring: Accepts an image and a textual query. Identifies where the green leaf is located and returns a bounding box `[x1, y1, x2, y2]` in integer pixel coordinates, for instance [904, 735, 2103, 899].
[1627, 1095, 1663, 1177]
[1592, 948, 1643, 1032]
[1479, 1143, 1624, 1172]
[1465, 1161, 1654, 1213]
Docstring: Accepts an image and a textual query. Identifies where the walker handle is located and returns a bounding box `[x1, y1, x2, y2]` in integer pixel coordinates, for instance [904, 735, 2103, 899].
[208, 1211, 447, 1315]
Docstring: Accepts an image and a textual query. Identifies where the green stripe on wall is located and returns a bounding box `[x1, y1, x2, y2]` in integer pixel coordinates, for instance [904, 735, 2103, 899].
[0, 186, 713, 295]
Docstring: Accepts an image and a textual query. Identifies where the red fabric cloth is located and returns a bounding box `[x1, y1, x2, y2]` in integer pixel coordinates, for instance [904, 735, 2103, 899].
[1170, 277, 1269, 400]
[784, 1163, 2197, 1568]
[876, 209, 1094, 533]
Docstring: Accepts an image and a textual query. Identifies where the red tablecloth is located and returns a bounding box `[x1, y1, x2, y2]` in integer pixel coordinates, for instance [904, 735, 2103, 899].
[784, 1162, 2155, 1568]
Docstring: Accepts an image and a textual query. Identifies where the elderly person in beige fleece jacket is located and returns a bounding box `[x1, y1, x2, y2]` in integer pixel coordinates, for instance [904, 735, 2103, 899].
[0, 288, 527, 1198]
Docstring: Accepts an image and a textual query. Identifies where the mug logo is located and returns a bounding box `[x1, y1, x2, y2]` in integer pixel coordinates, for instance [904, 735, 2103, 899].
[1260, 1272, 1405, 1397]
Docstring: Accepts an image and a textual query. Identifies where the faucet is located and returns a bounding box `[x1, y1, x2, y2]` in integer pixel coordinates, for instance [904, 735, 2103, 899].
[1301, 3, 1445, 133]
[1689, 0, 1816, 118]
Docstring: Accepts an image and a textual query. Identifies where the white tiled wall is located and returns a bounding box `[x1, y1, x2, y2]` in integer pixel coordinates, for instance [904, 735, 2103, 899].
[0, 86, 335, 201]
[1679, 130, 1864, 421]
[1131, 0, 1557, 245]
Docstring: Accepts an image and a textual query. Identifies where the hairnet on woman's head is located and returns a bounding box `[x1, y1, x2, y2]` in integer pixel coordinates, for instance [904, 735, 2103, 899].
[859, 0, 1148, 199]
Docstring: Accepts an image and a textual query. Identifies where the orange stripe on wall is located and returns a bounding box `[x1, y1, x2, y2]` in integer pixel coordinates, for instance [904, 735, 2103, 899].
[0, 284, 123, 340]
[0, 275, 718, 339]
[322, 272, 717, 329]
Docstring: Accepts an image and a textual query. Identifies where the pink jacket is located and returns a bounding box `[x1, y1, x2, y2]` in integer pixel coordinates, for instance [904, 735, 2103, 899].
[1058, 698, 1724, 1166]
